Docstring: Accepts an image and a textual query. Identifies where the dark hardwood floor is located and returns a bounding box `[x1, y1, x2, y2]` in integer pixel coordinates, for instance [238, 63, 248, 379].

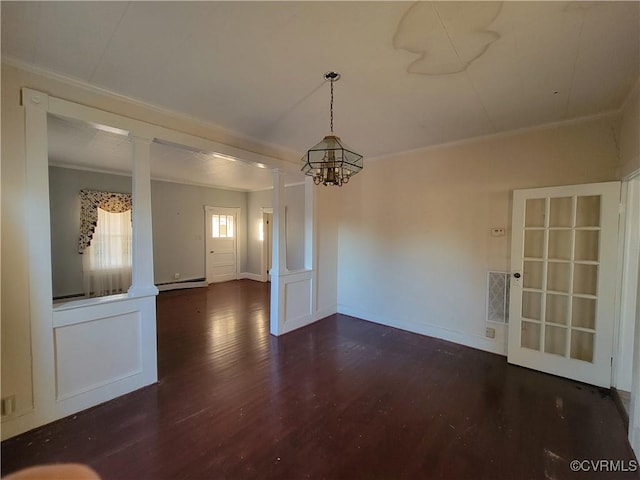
[2, 280, 637, 479]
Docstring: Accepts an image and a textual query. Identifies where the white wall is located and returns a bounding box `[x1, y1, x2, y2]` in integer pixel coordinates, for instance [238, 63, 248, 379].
[337, 118, 620, 355]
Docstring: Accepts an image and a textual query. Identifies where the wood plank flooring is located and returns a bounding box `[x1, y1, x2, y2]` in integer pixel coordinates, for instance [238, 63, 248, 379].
[2, 280, 637, 479]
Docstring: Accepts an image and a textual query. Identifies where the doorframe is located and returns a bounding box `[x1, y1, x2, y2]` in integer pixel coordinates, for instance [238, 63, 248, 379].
[261, 208, 273, 282]
[507, 181, 621, 388]
[613, 170, 640, 390]
[618, 169, 640, 455]
[204, 205, 241, 284]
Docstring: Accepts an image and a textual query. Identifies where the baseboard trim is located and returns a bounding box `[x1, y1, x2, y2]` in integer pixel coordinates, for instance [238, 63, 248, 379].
[157, 281, 207, 292]
[612, 387, 630, 430]
[0, 409, 36, 441]
[280, 305, 337, 335]
[240, 272, 264, 282]
[337, 305, 507, 356]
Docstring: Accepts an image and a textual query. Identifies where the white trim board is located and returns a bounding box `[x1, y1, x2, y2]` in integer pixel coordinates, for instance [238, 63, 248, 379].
[157, 281, 207, 292]
[337, 305, 507, 356]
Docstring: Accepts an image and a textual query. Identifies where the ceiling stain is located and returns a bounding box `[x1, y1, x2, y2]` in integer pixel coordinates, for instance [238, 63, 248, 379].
[393, 1, 503, 75]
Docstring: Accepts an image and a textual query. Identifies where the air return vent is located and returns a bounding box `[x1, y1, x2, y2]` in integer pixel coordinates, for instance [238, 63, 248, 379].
[487, 271, 510, 323]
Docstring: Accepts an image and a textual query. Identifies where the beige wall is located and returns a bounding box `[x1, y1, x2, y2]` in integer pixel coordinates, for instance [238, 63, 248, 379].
[617, 80, 640, 178]
[337, 117, 621, 353]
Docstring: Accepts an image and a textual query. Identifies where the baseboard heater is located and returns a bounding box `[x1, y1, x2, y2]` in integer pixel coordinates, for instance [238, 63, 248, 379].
[156, 278, 207, 292]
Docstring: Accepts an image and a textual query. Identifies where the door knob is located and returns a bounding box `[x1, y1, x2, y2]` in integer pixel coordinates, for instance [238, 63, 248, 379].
[210, 250, 214, 253]
[513, 272, 521, 278]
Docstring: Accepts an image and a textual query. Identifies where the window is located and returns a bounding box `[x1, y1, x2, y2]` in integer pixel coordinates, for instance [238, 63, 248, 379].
[212, 214, 234, 238]
[82, 208, 132, 297]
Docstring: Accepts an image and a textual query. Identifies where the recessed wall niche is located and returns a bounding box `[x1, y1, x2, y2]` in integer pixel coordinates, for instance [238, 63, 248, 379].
[48, 114, 133, 302]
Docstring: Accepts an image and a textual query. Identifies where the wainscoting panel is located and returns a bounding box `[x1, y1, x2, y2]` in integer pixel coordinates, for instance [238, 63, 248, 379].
[284, 276, 312, 325]
[49, 295, 157, 421]
[54, 312, 142, 401]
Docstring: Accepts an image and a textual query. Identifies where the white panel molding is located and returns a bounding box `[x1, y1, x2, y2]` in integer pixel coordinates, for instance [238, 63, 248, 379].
[5, 88, 159, 441]
[54, 312, 142, 401]
[284, 277, 312, 325]
[337, 304, 508, 356]
[269, 173, 319, 337]
[51, 295, 157, 421]
[21, 88, 57, 435]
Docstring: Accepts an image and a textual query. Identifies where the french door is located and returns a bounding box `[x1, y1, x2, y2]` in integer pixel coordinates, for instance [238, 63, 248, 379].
[507, 182, 620, 388]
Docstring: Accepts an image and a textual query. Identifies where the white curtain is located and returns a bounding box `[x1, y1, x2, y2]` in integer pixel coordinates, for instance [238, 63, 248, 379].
[82, 207, 132, 297]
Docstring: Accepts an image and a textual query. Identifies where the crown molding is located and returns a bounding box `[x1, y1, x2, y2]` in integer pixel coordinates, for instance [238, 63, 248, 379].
[2, 57, 301, 163]
[367, 109, 621, 163]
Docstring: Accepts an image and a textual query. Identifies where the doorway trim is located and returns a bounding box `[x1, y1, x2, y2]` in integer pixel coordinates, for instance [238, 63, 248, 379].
[618, 169, 640, 455]
[261, 208, 273, 282]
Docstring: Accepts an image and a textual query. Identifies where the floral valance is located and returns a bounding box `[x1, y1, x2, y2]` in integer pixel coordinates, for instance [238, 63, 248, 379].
[78, 189, 132, 253]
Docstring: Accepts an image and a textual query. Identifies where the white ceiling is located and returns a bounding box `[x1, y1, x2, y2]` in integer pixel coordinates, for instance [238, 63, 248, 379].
[3, 1, 640, 187]
[47, 114, 278, 191]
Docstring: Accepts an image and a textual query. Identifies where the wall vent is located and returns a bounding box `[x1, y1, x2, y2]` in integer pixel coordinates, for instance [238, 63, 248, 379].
[487, 271, 510, 323]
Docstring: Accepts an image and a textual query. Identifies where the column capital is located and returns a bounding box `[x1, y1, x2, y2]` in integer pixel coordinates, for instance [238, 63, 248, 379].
[21, 88, 49, 111]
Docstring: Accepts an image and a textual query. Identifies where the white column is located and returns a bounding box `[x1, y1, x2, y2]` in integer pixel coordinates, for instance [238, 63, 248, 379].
[128, 135, 159, 297]
[270, 169, 286, 335]
[22, 88, 56, 428]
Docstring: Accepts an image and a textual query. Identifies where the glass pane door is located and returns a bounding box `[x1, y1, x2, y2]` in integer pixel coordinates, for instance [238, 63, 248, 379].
[508, 182, 619, 388]
[521, 195, 600, 362]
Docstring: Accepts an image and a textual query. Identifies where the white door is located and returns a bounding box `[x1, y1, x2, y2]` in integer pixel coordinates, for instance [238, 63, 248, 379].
[205, 206, 239, 284]
[508, 182, 620, 388]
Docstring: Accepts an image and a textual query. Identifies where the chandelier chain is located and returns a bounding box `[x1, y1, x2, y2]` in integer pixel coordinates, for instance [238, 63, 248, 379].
[330, 77, 334, 134]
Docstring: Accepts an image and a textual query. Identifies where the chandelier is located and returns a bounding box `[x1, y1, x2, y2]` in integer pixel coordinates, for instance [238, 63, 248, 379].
[301, 72, 363, 186]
